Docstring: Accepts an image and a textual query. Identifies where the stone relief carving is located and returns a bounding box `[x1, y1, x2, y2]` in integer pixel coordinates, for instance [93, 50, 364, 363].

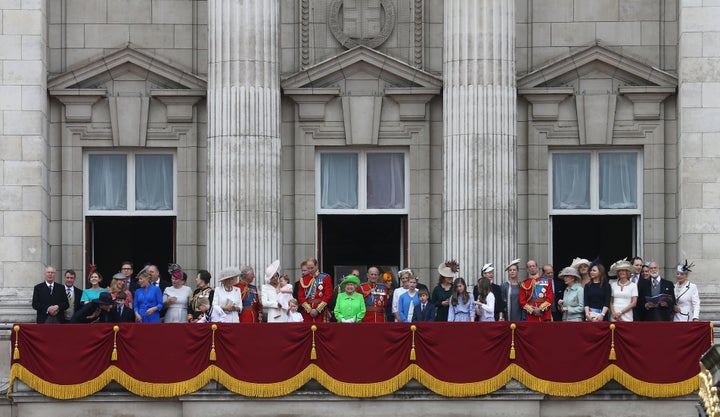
[301, 0, 310, 67]
[328, 0, 396, 49]
[414, 0, 423, 67]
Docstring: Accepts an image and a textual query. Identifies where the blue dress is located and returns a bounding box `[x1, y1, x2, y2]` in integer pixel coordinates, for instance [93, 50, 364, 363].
[134, 285, 163, 323]
[448, 293, 475, 322]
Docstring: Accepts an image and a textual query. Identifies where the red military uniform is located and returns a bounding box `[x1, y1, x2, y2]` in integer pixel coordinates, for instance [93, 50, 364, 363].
[236, 281, 262, 322]
[357, 282, 387, 322]
[298, 272, 333, 323]
[519, 276, 553, 322]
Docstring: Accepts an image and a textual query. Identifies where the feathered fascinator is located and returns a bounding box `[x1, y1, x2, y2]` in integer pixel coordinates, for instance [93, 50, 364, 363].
[168, 263, 183, 280]
[677, 260, 694, 273]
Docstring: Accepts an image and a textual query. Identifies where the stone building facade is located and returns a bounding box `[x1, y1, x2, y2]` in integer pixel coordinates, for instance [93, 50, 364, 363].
[0, 0, 719, 347]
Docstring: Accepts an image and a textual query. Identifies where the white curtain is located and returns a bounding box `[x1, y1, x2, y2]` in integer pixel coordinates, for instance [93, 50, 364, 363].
[321, 154, 358, 209]
[599, 153, 637, 209]
[367, 153, 405, 209]
[552, 153, 590, 209]
[89, 154, 127, 210]
[136, 154, 174, 210]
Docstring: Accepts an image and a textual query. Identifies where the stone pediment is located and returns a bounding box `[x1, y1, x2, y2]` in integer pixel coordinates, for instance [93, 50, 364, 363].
[281, 45, 442, 90]
[48, 46, 206, 146]
[517, 44, 677, 89]
[48, 45, 207, 91]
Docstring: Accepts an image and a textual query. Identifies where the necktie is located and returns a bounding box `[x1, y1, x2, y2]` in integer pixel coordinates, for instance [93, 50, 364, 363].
[653, 279, 659, 287]
[421, 304, 425, 312]
[67, 288, 72, 300]
[48, 284, 53, 294]
[119, 306, 123, 316]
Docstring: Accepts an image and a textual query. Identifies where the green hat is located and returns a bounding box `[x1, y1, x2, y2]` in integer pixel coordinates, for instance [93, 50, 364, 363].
[340, 275, 361, 287]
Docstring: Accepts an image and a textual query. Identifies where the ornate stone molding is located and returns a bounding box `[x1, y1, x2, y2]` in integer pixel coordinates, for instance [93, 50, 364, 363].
[301, 0, 310, 67]
[518, 87, 573, 121]
[328, 0, 396, 49]
[618, 86, 675, 120]
[48, 89, 106, 122]
[413, 0, 423, 67]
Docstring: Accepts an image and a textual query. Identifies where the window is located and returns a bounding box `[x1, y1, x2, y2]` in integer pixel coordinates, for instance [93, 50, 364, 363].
[550, 150, 641, 214]
[84, 151, 176, 215]
[318, 150, 407, 213]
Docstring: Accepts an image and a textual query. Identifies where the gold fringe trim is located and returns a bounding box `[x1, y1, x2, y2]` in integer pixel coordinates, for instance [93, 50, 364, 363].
[7, 363, 700, 399]
[13, 325, 20, 361]
[310, 325, 317, 360]
[111, 326, 119, 362]
[313, 364, 414, 398]
[608, 324, 616, 361]
[410, 325, 417, 361]
[509, 323, 516, 360]
[209, 324, 217, 361]
[413, 364, 513, 397]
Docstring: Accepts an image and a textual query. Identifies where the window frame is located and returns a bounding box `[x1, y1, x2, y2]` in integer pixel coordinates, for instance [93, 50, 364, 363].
[316, 149, 409, 215]
[548, 148, 643, 216]
[83, 150, 177, 216]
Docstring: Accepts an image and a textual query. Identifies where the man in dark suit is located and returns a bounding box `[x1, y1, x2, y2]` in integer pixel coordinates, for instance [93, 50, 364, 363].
[545, 264, 566, 322]
[148, 265, 171, 293]
[61, 269, 83, 322]
[637, 261, 675, 321]
[412, 288, 436, 322]
[32, 266, 70, 324]
[112, 292, 136, 322]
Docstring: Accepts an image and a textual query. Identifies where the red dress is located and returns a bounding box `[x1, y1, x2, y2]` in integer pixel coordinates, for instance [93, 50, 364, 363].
[298, 273, 333, 323]
[519, 276, 553, 322]
[357, 282, 387, 323]
[236, 281, 262, 323]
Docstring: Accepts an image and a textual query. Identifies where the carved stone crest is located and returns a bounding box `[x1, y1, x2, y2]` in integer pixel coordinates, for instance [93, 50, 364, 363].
[328, 0, 396, 49]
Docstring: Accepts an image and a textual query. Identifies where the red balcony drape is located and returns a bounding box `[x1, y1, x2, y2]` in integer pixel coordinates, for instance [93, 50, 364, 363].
[9, 322, 711, 399]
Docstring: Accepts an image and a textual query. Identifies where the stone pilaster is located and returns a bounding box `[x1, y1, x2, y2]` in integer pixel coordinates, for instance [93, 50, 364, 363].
[0, 1, 49, 321]
[678, 1, 720, 306]
[442, 0, 516, 281]
[207, 0, 281, 277]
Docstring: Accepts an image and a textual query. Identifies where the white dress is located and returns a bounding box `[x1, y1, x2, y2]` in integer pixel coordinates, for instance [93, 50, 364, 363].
[213, 286, 242, 323]
[674, 281, 700, 321]
[261, 284, 286, 323]
[163, 285, 192, 323]
[477, 292, 495, 322]
[610, 281, 638, 322]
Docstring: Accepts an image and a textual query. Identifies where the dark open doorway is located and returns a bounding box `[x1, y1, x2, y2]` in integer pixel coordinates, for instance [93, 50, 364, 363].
[319, 215, 406, 283]
[552, 215, 638, 273]
[85, 216, 176, 287]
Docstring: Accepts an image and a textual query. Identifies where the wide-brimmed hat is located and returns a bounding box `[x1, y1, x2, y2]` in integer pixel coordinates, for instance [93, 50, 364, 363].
[93, 292, 114, 305]
[340, 275, 361, 287]
[481, 263, 495, 274]
[571, 257, 591, 270]
[264, 259, 281, 284]
[438, 260, 459, 278]
[504, 259, 520, 271]
[608, 259, 633, 277]
[558, 267, 580, 280]
[218, 267, 241, 282]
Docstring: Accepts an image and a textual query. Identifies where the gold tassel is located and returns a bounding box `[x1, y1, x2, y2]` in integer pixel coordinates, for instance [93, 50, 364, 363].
[509, 323, 516, 360]
[111, 326, 119, 361]
[310, 325, 318, 360]
[13, 325, 20, 360]
[711, 322, 714, 348]
[608, 324, 616, 361]
[410, 325, 417, 361]
[209, 324, 217, 361]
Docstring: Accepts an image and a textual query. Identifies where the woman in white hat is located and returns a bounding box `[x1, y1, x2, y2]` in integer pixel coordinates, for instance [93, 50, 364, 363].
[431, 261, 458, 322]
[213, 268, 243, 323]
[571, 257, 592, 287]
[558, 267, 584, 321]
[674, 261, 700, 322]
[261, 260, 286, 323]
[609, 259, 638, 322]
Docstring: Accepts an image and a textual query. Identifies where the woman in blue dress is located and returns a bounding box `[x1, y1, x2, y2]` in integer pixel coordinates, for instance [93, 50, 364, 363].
[448, 277, 475, 322]
[134, 269, 163, 323]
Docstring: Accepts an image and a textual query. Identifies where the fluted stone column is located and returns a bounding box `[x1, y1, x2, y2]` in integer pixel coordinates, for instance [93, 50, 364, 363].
[207, 0, 281, 276]
[443, 1, 516, 282]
